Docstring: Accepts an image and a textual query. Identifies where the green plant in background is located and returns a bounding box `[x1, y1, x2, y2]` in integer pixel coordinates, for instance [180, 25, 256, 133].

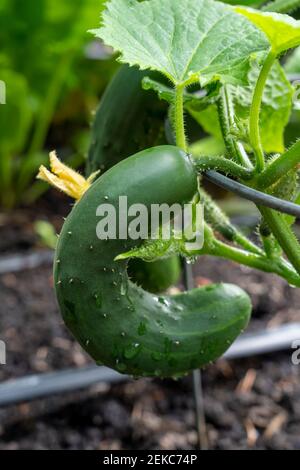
[0, 0, 112, 209]
[38, 0, 300, 377]
[34, 220, 57, 250]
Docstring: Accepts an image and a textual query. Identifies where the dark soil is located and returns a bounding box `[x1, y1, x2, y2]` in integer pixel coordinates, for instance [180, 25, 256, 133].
[0, 191, 70, 255]
[0, 253, 300, 450]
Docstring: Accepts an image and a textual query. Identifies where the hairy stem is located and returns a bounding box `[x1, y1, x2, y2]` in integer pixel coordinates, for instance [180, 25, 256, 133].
[201, 224, 300, 286]
[255, 140, 300, 189]
[259, 206, 300, 276]
[207, 238, 300, 287]
[249, 50, 276, 173]
[174, 84, 187, 152]
[192, 155, 253, 180]
[200, 189, 263, 255]
[218, 85, 253, 169]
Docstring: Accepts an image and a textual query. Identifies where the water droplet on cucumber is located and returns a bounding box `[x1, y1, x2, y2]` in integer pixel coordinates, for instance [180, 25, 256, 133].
[124, 343, 141, 359]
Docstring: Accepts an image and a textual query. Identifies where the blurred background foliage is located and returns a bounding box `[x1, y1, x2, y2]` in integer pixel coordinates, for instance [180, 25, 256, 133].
[0, 0, 117, 209]
[0, 0, 299, 211]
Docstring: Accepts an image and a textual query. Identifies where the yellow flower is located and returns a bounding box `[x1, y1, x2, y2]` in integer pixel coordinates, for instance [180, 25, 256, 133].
[37, 151, 99, 200]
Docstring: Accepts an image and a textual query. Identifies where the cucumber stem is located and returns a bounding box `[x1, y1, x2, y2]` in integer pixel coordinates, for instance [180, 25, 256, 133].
[174, 84, 187, 152]
[193, 155, 253, 180]
[259, 206, 300, 276]
[218, 85, 253, 169]
[205, 231, 300, 287]
[249, 50, 276, 173]
[200, 188, 263, 256]
[255, 140, 300, 190]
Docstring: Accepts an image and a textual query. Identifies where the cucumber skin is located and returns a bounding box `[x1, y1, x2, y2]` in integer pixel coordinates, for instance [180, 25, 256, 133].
[128, 257, 181, 293]
[86, 65, 180, 292]
[55, 146, 251, 378]
[86, 65, 167, 176]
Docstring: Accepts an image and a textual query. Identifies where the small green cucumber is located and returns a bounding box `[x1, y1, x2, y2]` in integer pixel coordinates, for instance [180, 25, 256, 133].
[55, 146, 251, 378]
[86, 64, 180, 293]
[86, 65, 167, 176]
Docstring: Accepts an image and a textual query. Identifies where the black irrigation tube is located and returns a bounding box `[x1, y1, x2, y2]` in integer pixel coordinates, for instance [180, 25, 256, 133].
[0, 323, 299, 408]
[204, 170, 300, 218]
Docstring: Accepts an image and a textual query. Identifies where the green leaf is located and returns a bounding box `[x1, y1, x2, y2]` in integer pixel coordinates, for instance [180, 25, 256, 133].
[190, 104, 223, 141]
[234, 60, 293, 153]
[115, 237, 186, 263]
[142, 77, 179, 105]
[92, 0, 268, 87]
[190, 60, 293, 153]
[189, 137, 226, 157]
[142, 76, 217, 111]
[235, 6, 300, 55]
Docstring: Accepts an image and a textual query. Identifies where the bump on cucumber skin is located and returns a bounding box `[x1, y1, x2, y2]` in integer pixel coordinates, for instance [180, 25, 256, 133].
[86, 64, 179, 293]
[55, 146, 252, 378]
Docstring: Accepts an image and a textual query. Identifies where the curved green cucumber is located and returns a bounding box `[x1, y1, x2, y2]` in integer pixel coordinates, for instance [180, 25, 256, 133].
[86, 64, 180, 292]
[55, 146, 251, 378]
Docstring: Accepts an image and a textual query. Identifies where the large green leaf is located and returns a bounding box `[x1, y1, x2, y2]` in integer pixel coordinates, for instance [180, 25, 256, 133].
[235, 6, 300, 55]
[92, 0, 269, 87]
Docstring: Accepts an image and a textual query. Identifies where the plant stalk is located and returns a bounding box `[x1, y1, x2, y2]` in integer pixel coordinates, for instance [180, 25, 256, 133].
[249, 50, 276, 173]
[218, 85, 253, 169]
[255, 140, 300, 190]
[193, 155, 253, 180]
[174, 84, 187, 152]
[206, 235, 300, 287]
[259, 206, 300, 276]
[200, 188, 263, 255]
